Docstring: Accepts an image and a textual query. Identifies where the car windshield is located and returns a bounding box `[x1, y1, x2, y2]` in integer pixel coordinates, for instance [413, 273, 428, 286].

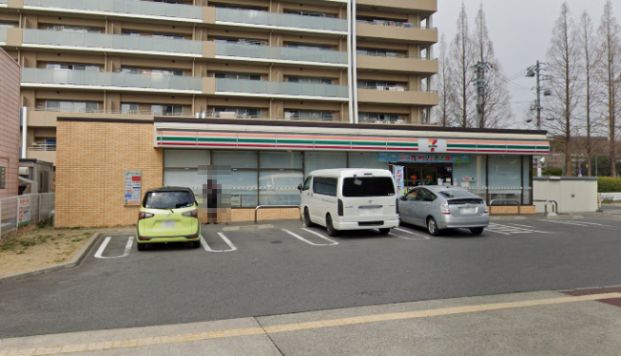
[439, 189, 474, 198]
[342, 177, 395, 197]
[143, 191, 194, 209]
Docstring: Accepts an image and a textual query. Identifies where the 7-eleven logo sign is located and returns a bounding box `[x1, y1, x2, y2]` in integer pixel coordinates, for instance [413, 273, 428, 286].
[418, 138, 447, 153]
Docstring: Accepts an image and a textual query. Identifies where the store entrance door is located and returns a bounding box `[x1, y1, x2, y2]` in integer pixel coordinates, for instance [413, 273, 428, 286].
[391, 163, 453, 189]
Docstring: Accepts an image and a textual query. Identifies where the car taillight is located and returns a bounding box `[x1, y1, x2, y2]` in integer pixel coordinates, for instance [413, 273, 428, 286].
[440, 202, 451, 215]
[337, 199, 344, 216]
[138, 212, 154, 220]
[182, 209, 198, 218]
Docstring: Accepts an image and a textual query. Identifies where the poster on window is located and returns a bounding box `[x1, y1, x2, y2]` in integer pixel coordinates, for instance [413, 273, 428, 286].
[124, 170, 142, 206]
[18, 196, 31, 226]
[392, 165, 405, 195]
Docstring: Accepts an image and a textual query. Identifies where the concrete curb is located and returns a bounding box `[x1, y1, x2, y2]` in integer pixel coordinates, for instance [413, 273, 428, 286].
[0, 232, 100, 284]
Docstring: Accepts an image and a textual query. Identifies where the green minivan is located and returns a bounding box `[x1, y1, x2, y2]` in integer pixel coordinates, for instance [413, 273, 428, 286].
[136, 187, 201, 251]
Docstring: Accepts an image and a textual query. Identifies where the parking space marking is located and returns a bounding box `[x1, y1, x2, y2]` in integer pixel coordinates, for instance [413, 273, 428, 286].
[486, 223, 549, 236]
[200, 232, 237, 253]
[94, 236, 134, 259]
[282, 229, 337, 247]
[393, 227, 431, 240]
[539, 219, 617, 228]
[300, 228, 339, 245]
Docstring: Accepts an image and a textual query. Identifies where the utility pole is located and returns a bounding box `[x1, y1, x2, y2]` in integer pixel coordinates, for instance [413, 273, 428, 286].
[474, 61, 491, 128]
[526, 61, 549, 130]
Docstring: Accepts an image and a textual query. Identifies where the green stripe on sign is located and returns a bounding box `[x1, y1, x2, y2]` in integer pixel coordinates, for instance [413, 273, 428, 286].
[160, 136, 198, 142]
[196, 137, 238, 143]
[387, 142, 418, 147]
[238, 138, 277, 144]
[313, 140, 352, 145]
[278, 139, 314, 144]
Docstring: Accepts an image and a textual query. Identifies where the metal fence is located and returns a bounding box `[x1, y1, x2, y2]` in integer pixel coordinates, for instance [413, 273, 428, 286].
[0, 193, 55, 239]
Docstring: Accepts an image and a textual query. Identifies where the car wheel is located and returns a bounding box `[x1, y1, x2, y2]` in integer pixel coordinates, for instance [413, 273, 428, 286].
[470, 227, 484, 236]
[303, 208, 315, 227]
[427, 217, 440, 236]
[378, 228, 391, 235]
[137, 243, 148, 251]
[326, 214, 338, 237]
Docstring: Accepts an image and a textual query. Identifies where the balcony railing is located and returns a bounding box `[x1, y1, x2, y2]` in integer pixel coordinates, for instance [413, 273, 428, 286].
[29, 143, 56, 152]
[216, 42, 347, 66]
[23, 0, 202, 21]
[0, 27, 7, 44]
[215, 8, 347, 33]
[23, 29, 203, 57]
[22, 68, 203, 93]
[215, 78, 348, 100]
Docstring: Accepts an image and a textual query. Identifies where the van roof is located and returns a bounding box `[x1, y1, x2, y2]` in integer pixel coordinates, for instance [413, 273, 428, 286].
[308, 168, 393, 178]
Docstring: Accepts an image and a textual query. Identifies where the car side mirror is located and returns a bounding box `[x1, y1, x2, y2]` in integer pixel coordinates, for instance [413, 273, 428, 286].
[297, 184, 304, 191]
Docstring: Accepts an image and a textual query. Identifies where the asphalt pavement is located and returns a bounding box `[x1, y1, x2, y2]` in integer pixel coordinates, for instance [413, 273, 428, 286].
[0, 214, 620, 338]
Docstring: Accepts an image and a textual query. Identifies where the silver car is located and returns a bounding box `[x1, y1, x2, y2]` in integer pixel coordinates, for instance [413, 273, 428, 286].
[398, 186, 489, 236]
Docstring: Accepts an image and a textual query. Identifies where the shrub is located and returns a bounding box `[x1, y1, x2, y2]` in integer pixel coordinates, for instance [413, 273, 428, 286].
[598, 176, 621, 193]
[542, 167, 563, 176]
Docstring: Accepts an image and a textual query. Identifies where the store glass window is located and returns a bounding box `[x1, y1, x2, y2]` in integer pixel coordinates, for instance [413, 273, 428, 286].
[348, 152, 387, 169]
[488, 155, 523, 205]
[452, 155, 486, 199]
[259, 152, 303, 205]
[523, 156, 532, 204]
[305, 152, 347, 176]
[213, 151, 258, 207]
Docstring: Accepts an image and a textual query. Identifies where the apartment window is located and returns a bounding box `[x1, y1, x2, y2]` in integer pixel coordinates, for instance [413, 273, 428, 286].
[421, 16, 431, 29]
[39, 24, 103, 33]
[286, 76, 333, 85]
[121, 30, 186, 40]
[357, 47, 407, 58]
[421, 47, 431, 59]
[121, 103, 141, 114]
[32, 138, 57, 151]
[284, 42, 335, 51]
[214, 72, 261, 80]
[284, 9, 337, 18]
[152, 104, 184, 116]
[359, 112, 407, 124]
[121, 66, 183, 76]
[284, 110, 334, 121]
[357, 16, 412, 28]
[44, 63, 101, 71]
[214, 37, 267, 46]
[421, 77, 430, 92]
[358, 80, 408, 91]
[212, 107, 264, 119]
[0, 166, 6, 189]
[38, 100, 101, 113]
[212, 3, 267, 11]
[421, 108, 430, 124]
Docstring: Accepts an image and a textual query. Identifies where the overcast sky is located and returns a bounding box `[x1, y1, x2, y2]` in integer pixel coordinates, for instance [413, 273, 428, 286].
[434, 0, 621, 128]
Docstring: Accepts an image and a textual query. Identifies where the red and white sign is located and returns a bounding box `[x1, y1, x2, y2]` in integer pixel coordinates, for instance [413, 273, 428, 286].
[418, 138, 447, 153]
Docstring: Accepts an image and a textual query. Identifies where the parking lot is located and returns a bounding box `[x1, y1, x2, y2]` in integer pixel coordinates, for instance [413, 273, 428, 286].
[1, 213, 620, 339]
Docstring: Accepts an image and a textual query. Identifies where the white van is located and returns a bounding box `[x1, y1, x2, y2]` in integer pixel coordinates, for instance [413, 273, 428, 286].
[298, 169, 399, 236]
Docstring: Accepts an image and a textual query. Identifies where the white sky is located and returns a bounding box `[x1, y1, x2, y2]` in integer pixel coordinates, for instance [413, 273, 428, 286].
[434, 0, 621, 128]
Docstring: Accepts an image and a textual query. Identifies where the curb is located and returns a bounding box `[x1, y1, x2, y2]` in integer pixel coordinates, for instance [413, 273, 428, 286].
[0, 233, 100, 284]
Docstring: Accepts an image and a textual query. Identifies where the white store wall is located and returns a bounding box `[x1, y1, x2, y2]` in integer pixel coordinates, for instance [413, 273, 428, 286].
[533, 177, 598, 213]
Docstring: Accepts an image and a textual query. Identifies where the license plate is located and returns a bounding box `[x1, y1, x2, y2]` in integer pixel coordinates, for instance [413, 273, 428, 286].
[460, 208, 477, 215]
[161, 221, 176, 229]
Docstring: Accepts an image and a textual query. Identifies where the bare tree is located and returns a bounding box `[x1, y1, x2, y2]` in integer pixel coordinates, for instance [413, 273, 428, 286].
[435, 35, 451, 127]
[577, 11, 601, 176]
[545, 3, 579, 176]
[448, 3, 476, 128]
[472, 4, 512, 128]
[598, 0, 621, 177]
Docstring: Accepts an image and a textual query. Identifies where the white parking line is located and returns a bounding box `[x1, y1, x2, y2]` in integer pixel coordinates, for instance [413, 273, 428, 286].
[200, 232, 237, 253]
[486, 223, 549, 236]
[282, 229, 337, 247]
[393, 227, 431, 240]
[301, 228, 339, 245]
[94, 236, 134, 259]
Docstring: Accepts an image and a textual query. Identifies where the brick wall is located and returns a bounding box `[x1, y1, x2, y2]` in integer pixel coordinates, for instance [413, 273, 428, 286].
[55, 120, 162, 227]
[0, 48, 20, 199]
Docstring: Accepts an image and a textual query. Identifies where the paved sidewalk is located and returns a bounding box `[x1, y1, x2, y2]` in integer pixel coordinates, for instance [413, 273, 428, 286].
[1, 288, 620, 356]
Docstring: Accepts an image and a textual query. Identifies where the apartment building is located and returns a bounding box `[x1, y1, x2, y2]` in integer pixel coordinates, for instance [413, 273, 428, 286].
[0, 46, 19, 199]
[0, 0, 549, 227]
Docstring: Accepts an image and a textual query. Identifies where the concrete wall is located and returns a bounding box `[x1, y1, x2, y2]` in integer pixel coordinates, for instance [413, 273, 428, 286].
[0, 48, 20, 199]
[55, 120, 163, 227]
[533, 177, 598, 213]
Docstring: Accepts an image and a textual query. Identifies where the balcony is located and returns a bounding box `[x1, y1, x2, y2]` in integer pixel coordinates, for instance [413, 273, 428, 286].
[0, 27, 6, 45]
[215, 42, 347, 67]
[357, 88, 438, 106]
[214, 78, 348, 101]
[0, 0, 6, 6]
[357, 55, 437, 74]
[21, 68, 204, 94]
[22, 0, 203, 22]
[356, 22, 438, 44]
[356, 0, 437, 12]
[215, 8, 347, 34]
[22, 29, 204, 57]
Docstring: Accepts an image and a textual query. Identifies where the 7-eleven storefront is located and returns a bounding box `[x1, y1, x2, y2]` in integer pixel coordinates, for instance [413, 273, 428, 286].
[54, 117, 550, 227]
[156, 119, 549, 217]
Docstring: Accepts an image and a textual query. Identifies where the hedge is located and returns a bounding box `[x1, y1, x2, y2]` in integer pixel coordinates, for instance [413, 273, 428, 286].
[598, 177, 621, 193]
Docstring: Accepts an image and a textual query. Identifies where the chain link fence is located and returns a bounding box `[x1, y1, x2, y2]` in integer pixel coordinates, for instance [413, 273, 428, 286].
[0, 193, 55, 239]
